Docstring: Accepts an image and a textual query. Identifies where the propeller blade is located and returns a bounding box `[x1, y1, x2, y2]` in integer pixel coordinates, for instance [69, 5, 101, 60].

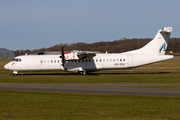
[61, 44, 66, 69]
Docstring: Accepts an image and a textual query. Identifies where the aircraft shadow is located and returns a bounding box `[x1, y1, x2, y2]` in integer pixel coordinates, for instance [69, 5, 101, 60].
[11, 71, 171, 76]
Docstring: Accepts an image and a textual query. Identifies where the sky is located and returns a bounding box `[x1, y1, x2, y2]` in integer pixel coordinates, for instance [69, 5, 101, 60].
[1, 0, 180, 51]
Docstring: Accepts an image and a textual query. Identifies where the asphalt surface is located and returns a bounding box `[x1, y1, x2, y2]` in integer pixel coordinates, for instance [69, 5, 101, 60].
[0, 83, 180, 97]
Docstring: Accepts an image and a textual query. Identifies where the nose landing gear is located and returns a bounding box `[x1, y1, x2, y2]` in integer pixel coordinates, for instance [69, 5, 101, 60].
[13, 71, 18, 75]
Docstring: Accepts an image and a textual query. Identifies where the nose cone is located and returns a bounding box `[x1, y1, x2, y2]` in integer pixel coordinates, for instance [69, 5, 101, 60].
[4, 64, 9, 70]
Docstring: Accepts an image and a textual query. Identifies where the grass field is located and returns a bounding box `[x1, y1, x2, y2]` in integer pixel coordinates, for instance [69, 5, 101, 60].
[1, 90, 180, 120]
[0, 59, 12, 68]
[1, 58, 180, 119]
[0, 73, 180, 84]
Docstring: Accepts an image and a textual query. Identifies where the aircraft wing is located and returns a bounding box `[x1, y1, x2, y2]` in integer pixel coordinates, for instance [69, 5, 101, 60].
[76, 51, 96, 59]
[63, 50, 99, 61]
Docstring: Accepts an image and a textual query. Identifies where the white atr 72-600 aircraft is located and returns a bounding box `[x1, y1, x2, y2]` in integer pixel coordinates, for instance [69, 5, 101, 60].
[4, 27, 173, 75]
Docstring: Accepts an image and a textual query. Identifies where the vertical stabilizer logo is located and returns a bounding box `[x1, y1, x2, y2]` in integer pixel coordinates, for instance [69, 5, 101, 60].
[159, 43, 166, 52]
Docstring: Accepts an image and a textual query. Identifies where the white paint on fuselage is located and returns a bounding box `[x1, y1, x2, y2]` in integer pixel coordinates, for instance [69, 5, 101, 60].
[4, 53, 173, 73]
[4, 55, 64, 72]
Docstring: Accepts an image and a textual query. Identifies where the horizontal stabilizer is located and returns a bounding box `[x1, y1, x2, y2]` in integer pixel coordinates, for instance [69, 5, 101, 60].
[160, 27, 172, 33]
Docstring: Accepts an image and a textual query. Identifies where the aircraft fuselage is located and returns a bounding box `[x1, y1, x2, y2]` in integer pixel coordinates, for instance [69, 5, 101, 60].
[4, 53, 173, 74]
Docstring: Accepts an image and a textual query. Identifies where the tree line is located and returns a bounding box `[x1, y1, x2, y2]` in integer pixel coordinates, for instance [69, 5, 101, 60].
[13, 38, 180, 56]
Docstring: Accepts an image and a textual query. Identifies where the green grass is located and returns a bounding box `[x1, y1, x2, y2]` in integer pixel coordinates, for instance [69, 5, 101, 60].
[0, 73, 180, 83]
[0, 59, 12, 68]
[0, 90, 180, 120]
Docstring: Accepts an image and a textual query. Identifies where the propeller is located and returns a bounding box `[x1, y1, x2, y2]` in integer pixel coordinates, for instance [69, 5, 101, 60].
[61, 44, 66, 69]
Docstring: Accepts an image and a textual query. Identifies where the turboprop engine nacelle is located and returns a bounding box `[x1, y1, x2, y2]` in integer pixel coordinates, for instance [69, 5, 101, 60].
[62, 51, 79, 60]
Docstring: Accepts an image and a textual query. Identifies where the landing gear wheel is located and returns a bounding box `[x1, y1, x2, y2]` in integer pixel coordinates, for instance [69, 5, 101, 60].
[79, 70, 87, 75]
[83, 70, 87, 75]
[13, 71, 18, 75]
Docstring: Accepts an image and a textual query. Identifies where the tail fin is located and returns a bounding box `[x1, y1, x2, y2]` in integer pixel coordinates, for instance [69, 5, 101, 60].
[139, 27, 172, 54]
[125, 27, 172, 55]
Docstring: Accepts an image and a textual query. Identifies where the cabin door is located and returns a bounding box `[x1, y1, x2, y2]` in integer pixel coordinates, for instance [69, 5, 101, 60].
[128, 56, 133, 67]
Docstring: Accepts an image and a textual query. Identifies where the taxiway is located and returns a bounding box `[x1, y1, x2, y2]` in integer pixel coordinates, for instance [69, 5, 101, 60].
[0, 83, 180, 97]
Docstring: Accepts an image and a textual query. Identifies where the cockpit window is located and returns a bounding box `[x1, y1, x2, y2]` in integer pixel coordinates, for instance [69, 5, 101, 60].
[12, 58, 22, 62]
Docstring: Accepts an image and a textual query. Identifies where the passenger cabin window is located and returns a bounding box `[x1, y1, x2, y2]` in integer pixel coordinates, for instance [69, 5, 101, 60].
[123, 59, 125, 61]
[51, 60, 53, 63]
[96, 59, 98, 62]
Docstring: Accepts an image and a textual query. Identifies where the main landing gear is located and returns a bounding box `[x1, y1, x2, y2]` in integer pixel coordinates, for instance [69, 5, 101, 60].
[78, 70, 87, 75]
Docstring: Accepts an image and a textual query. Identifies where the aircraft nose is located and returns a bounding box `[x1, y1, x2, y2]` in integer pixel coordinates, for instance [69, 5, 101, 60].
[4, 64, 9, 70]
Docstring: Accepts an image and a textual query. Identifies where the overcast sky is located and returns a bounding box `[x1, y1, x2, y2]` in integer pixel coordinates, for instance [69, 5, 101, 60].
[1, 0, 180, 50]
